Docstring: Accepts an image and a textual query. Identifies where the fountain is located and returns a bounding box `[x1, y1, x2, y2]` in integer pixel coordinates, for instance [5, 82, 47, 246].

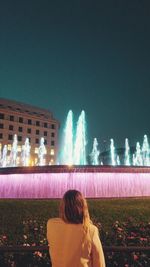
[61, 110, 87, 165]
[38, 137, 47, 166]
[21, 138, 31, 167]
[124, 138, 130, 166]
[61, 110, 73, 165]
[110, 139, 116, 166]
[0, 111, 150, 199]
[1, 145, 8, 167]
[142, 135, 150, 166]
[10, 134, 18, 167]
[90, 138, 100, 165]
[74, 110, 87, 165]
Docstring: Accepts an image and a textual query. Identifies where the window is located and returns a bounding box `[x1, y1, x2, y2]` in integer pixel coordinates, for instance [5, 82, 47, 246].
[35, 138, 39, 144]
[50, 158, 54, 165]
[7, 144, 12, 151]
[9, 125, 13, 131]
[35, 147, 38, 154]
[27, 128, 31, 134]
[51, 124, 55, 129]
[0, 133, 3, 139]
[51, 140, 55, 146]
[45, 139, 47, 145]
[44, 122, 47, 128]
[0, 113, 4, 119]
[18, 136, 22, 142]
[36, 121, 40, 126]
[8, 134, 13, 140]
[51, 132, 55, 138]
[28, 119, 32, 125]
[0, 124, 3, 129]
[18, 127, 23, 132]
[18, 145, 22, 152]
[10, 115, 14, 121]
[19, 117, 23, 123]
[44, 131, 47, 136]
[50, 149, 55, 155]
[36, 129, 40, 135]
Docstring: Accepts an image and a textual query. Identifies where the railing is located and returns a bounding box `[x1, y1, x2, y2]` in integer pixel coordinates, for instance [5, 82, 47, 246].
[0, 246, 150, 267]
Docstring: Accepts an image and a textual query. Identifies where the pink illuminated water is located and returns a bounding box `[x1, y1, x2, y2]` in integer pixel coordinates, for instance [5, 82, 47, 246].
[0, 166, 150, 198]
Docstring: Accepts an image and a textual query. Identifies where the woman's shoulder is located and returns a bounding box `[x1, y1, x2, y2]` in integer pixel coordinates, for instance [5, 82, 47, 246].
[47, 217, 63, 226]
[89, 223, 99, 236]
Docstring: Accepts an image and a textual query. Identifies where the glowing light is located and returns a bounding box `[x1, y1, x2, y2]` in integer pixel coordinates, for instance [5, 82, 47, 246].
[124, 138, 130, 166]
[35, 147, 38, 154]
[61, 110, 73, 165]
[74, 110, 87, 165]
[90, 138, 100, 165]
[50, 149, 55, 155]
[7, 144, 12, 151]
[110, 139, 116, 166]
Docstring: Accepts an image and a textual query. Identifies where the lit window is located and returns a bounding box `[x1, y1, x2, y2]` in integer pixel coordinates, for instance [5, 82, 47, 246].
[49, 158, 54, 165]
[35, 147, 39, 154]
[50, 149, 55, 155]
[18, 145, 22, 152]
[7, 144, 12, 151]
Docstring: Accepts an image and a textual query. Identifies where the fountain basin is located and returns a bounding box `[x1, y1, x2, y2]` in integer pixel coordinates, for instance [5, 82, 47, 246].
[0, 166, 150, 199]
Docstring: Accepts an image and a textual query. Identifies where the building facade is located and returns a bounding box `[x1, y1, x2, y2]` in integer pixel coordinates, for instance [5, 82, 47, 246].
[0, 98, 59, 166]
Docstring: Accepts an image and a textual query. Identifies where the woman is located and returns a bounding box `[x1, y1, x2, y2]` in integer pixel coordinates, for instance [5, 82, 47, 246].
[47, 190, 106, 267]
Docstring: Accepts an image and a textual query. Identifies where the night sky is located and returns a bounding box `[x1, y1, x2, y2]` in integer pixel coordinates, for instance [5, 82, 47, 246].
[0, 1, 150, 152]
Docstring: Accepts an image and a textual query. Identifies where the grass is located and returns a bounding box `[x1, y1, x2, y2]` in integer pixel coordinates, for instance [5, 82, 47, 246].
[0, 198, 150, 243]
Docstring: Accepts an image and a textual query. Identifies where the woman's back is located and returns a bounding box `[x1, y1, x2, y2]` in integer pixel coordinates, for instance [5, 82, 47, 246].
[47, 218, 105, 267]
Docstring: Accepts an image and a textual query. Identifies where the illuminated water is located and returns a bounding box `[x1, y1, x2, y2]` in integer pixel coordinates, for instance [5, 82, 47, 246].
[9, 134, 18, 167]
[90, 138, 100, 165]
[110, 139, 116, 165]
[21, 138, 31, 166]
[74, 111, 87, 165]
[61, 110, 73, 165]
[1, 109, 150, 167]
[0, 166, 150, 198]
[38, 137, 47, 166]
[142, 135, 150, 166]
[124, 138, 130, 166]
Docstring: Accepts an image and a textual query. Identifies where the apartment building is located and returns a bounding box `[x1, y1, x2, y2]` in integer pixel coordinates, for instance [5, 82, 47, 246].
[0, 98, 59, 165]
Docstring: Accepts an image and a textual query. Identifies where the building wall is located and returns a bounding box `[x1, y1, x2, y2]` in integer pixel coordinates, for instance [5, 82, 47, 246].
[0, 98, 59, 165]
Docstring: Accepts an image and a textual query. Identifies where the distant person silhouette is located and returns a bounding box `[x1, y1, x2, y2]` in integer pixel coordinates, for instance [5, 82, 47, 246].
[47, 189, 105, 267]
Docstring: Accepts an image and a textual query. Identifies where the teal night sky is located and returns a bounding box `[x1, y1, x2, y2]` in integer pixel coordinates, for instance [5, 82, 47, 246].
[0, 0, 150, 152]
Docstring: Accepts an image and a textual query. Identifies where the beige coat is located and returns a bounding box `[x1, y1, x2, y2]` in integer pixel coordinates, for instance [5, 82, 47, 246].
[47, 218, 106, 267]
